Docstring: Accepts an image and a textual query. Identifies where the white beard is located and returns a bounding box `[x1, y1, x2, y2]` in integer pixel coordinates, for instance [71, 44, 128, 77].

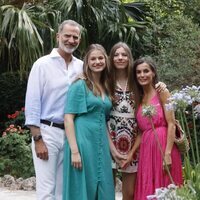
[59, 42, 78, 54]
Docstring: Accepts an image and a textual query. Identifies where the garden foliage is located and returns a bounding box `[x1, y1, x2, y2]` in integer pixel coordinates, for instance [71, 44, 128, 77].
[0, 72, 27, 131]
[0, 108, 34, 178]
[154, 16, 200, 89]
[141, 15, 200, 89]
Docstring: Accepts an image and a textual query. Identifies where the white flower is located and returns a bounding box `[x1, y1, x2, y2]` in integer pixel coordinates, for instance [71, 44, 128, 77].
[168, 184, 178, 189]
[146, 194, 156, 200]
[147, 184, 184, 200]
[194, 104, 200, 119]
[142, 105, 157, 117]
[166, 90, 193, 111]
[182, 85, 200, 102]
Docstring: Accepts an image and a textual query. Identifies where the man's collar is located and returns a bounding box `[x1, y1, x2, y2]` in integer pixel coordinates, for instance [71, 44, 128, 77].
[50, 48, 76, 62]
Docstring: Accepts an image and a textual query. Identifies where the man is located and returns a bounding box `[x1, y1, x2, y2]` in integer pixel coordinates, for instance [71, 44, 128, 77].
[25, 20, 83, 200]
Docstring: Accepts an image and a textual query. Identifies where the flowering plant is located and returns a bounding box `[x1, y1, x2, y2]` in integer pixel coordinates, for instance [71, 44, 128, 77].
[2, 107, 31, 143]
[142, 104, 174, 184]
[0, 108, 34, 178]
[164, 85, 200, 199]
[147, 184, 183, 200]
[7, 107, 25, 119]
[165, 86, 200, 166]
[2, 124, 24, 137]
[142, 105, 157, 117]
[141, 85, 200, 199]
[5, 107, 25, 128]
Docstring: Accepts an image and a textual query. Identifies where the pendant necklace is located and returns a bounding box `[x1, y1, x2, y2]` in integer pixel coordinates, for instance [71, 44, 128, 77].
[117, 79, 128, 99]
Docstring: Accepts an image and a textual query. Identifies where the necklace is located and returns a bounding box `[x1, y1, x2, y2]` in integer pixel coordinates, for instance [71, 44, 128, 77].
[116, 79, 128, 99]
[116, 79, 134, 113]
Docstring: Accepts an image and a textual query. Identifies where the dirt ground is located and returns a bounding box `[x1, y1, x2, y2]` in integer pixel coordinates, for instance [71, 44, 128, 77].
[0, 188, 122, 200]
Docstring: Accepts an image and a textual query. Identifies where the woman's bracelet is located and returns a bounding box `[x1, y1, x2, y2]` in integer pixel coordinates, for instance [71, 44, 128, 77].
[71, 151, 79, 154]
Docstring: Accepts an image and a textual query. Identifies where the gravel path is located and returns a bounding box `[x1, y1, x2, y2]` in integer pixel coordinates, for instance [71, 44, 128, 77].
[0, 188, 122, 200]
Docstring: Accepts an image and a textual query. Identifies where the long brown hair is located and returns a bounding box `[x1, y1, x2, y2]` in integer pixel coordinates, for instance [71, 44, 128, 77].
[109, 42, 134, 99]
[83, 44, 111, 97]
[133, 57, 159, 109]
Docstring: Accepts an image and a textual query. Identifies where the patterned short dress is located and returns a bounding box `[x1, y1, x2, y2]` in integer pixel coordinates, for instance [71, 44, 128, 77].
[107, 84, 138, 173]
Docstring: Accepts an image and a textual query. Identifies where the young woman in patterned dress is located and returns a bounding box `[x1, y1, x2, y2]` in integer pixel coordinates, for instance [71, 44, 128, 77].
[107, 42, 140, 200]
[107, 42, 166, 200]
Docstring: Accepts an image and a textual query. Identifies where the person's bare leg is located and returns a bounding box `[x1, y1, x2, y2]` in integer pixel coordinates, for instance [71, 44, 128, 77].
[113, 169, 117, 186]
[122, 172, 136, 200]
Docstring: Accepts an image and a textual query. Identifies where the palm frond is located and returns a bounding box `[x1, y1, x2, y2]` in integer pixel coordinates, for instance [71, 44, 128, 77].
[123, 2, 147, 21]
[0, 2, 62, 75]
[0, 4, 43, 75]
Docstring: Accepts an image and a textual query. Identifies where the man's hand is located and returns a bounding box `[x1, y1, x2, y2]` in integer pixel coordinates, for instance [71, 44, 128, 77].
[29, 125, 48, 160]
[35, 139, 49, 160]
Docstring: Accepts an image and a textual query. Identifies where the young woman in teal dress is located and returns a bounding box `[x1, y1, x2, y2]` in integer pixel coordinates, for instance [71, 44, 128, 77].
[63, 44, 120, 200]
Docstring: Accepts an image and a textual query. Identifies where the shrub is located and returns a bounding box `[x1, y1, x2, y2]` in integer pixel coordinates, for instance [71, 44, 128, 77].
[142, 15, 200, 90]
[0, 124, 34, 178]
[0, 72, 28, 132]
[154, 16, 200, 89]
[0, 108, 34, 178]
[176, 163, 200, 200]
[5, 107, 26, 129]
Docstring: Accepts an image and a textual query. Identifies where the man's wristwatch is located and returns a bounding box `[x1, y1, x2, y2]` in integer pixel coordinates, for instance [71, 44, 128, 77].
[33, 134, 42, 142]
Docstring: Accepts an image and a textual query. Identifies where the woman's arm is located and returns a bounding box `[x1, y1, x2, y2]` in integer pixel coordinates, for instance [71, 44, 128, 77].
[159, 89, 176, 169]
[64, 114, 82, 169]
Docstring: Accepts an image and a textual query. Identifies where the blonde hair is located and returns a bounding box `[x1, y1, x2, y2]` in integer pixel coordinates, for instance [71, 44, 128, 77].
[83, 44, 111, 97]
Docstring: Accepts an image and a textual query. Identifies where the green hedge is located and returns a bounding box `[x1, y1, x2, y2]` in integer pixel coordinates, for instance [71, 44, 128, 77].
[0, 72, 28, 131]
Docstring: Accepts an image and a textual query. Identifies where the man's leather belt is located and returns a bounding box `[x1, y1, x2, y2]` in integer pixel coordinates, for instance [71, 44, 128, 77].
[40, 119, 65, 130]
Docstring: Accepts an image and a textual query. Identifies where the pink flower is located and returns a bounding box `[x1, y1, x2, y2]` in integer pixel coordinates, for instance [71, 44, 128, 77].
[15, 111, 20, 116]
[7, 114, 12, 119]
[11, 113, 17, 119]
[9, 124, 15, 128]
[6, 127, 10, 131]
[2, 132, 7, 137]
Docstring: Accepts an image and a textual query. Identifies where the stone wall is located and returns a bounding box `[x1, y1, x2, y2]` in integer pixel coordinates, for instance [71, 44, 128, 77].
[0, 175, 36, 191]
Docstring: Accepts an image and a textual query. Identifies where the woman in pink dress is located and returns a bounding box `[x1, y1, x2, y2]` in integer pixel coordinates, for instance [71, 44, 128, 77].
[132, 57, 183, 200]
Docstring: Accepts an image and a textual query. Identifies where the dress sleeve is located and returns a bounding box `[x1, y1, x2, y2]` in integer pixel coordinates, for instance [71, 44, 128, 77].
[64, 80, 87, 114]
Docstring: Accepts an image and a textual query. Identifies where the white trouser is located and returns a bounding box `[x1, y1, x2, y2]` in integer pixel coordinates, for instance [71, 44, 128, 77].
[32, 123, 65, 200]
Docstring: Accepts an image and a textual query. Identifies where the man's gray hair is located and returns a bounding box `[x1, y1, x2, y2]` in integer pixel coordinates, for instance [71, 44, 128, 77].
[58, 20, 82, 35]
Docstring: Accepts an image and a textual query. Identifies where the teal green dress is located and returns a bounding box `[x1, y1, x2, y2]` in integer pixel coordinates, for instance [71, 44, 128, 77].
[63, 80, 115, 200]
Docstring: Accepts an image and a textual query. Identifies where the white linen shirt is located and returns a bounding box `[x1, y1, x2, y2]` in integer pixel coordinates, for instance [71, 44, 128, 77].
[25, 48, 83, 127]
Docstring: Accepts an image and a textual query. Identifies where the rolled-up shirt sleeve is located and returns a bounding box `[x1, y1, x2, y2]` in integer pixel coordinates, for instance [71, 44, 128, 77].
[25, 61, 44, 127]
